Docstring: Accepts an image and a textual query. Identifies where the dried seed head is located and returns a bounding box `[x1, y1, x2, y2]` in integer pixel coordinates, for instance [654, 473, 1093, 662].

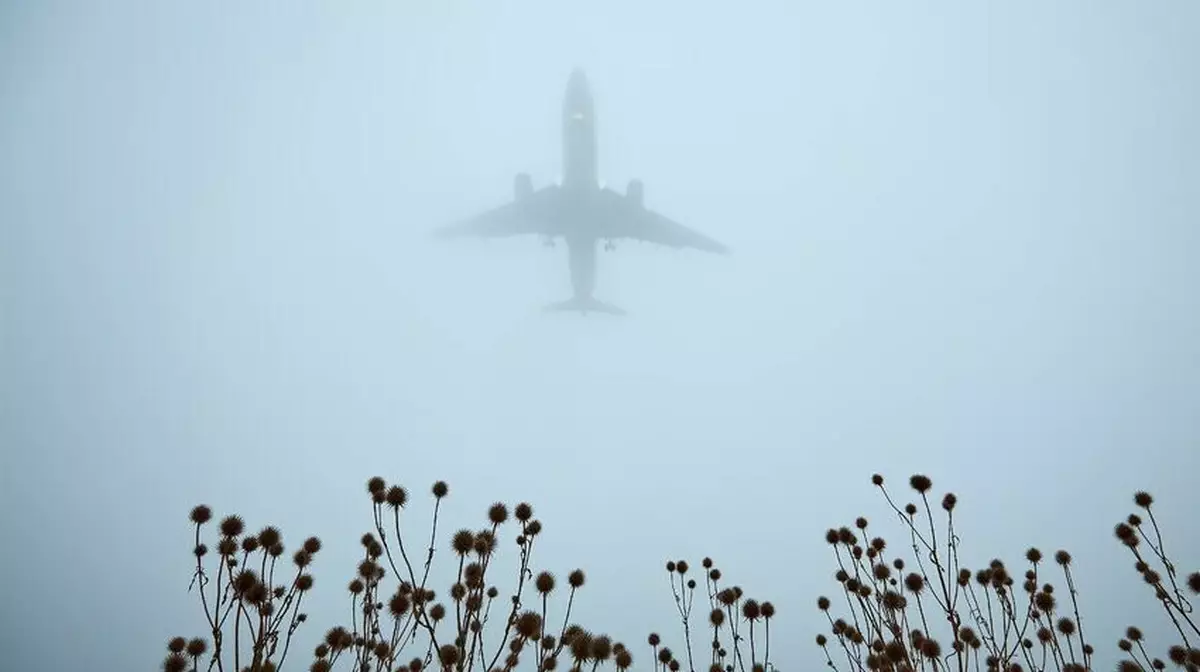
[488, 502, 508, 524]
[367, 477, 386, 494]
[817, 596, 831, 611]
[1126, 626, 1143, 641]
[297, 574, 314, 591]
[431, 481, 449, 498]
[516, 610, 542, 638]
[1056, 618, 1076, 636]
[615, 648, 633, 670]
[258, 526, 281, 548]
[1134, 491, 1153, 508]
[761, 602, 775, 618]
[1119, 639, 1133, 652]
[386, 486, 408, 509]
[1188, 572, 1200, 594]
[1127, 513, 1142, 526]
[855, 517, 869, 529]
[742, 599, 761, 620]
[438, 644, 459, 666]
[816, 634, 828, 646]
[942, 493, 957, 511]
[168, 637, 187, 653]
[905, 573, 925, 593]
[452, 529, 475, 555]
[190, 505, 212, 525]
[677, 560, 690, 574]
[648, 633, 660, 647]
[872, 474, 884, 486]
[568, 569, 585, 588]
[536, 571, 555, 594]
[303, 536, 322, 554]
[909, 475, 932, 494]
[186, 638, 207, 657]
[514, 502, 533, 522]
[1026, 548, 1042, 564]
[219, 515, 245, 538]
[1054, 550, 1071, 566]
[904, 503, 917, 516]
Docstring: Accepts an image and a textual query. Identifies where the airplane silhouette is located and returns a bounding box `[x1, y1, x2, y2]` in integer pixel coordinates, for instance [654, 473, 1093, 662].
[435, 68, 729, 315]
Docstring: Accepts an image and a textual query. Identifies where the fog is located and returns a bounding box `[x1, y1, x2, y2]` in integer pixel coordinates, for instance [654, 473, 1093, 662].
[2, 1, 1198, 670]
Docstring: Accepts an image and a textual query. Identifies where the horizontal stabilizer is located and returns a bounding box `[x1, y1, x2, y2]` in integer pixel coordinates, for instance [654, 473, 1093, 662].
[543, 296, 626, 316]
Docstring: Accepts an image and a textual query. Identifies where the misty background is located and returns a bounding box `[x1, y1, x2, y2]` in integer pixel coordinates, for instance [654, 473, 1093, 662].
[2, 1, 1197, 669]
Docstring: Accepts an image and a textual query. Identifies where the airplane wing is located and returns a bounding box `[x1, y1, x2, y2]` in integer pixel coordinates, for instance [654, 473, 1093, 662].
[597, 188, 729, 254]
[435, 185, 562, 239]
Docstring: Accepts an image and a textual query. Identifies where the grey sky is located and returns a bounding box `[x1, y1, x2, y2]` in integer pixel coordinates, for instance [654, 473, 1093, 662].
[2, 1, 1198, 670]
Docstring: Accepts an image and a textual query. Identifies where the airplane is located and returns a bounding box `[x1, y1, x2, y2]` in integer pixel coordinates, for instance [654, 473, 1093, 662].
[434, 68, 729, 315]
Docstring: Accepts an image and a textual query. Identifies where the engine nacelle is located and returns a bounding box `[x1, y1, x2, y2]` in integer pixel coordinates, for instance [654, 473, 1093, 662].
[514, 173, 533, 201]
[626, 179, 644, 208]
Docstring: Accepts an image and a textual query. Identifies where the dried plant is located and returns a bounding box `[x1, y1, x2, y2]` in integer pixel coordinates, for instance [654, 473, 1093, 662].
[162, 477, 633, 672]
[648, 557, 779, 672]
[812, 473, 1200, 672]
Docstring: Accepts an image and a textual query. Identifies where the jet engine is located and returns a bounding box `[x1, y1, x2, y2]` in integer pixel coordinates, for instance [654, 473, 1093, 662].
[514, 173, 533, 201]
[626, 179, 644, 208]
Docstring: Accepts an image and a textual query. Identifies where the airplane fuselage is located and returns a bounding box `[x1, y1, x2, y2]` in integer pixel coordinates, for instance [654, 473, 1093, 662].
[558, 69, 604, 300]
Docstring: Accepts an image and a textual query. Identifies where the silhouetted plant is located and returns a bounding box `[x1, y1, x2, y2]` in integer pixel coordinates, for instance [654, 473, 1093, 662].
[812, 473, 1200, 672]
[648, 557, 779, 672]
[164, 478, 632, 672]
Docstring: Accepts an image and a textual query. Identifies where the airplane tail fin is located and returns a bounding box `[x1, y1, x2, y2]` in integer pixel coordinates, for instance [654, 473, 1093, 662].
[542, 296, 626, 316]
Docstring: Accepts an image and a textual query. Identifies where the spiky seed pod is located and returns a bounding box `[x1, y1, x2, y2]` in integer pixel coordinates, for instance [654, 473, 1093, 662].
[542, 655, 558, 671]
[450, 583, 467, 602]
[904, 503, 917, 516]
[515, 610, 542, 638]
[894, 558, 905, 571]
[272, 586, 286, 599]
[1169, 646, 1187, 665]
[761, 602, 775, 618]
[919, 638, 941, 660]
[168, 637, 187, 653]
[465, 594, 483, 612]
[1185, 572, 1200, 594]
[568, 569, 585, 588]
[657, 647, 673, 664]
[1056, 618, 1076, 636]
[312, 660, 332, 672]
[710, 569, 722, 581]
[1118, 639, 1133, 652]
[835, 570, 849, 583]
[718, 588, 737, 606]
[816, 634, 828, 646]
[884, 640, 906, 662]
[702, 557, 713, 569]
[386, 486, 408, 509]
[361, 533, 376, 548]
[488, 502, 508, 524]
[1127, 513, 1142, 526]
[677, 560, 690, 574]
[1034, 591, 1056, 612]
[438, 644, 459, 666]
[431, 481, 449, 498]
[293, 550, 311, 568]
[367, 477, 386, 494]
[219, 515, 245, 537]
[487, 586, 498, 598]
[348, 579, 364, 594]
[648, 633, 660, 646]
[302, 536, 321, 554]
[463, 562, 484, 587]
[525, 520, 543, 536]
[1144, 569, 1162, 584]
[314, 643, 330, 658]
[474, 530, 497, 556]
[872, 474, 884, 486]
[452, 529, 475, 555]
[190, 505, 212, 525]
[1151, 659, 1166, 670]
[824, 529, 839, 545]
[426, 603, 445, 621]
[185, 638, 207, 657]
[837, 527, 856, 545]
[882, 591, 907, 610]
[296, 574, 314, 591]
[904, 573, 924, 593]
[711, 608, 726, 627]
[1025, 547, 1042, 564]
[666, 560, 677, 572]
[1125, 626, 1143, 641]
[1134, 491, 1154, 508]
[1115, 522, 1136, 542]
[668, 659, 680, 671]
[163, 653, 189, 672]
[942, 493, 957, 511]
[742, 599, 761, 620]
[1054, 550, 1071, 566]
[591, 635, 613, 661]
[358, 560, 378, 580]
[855, 516, 869, 529]
[687, 579, 697, 589]
[257, 526, 281, 549]
[909, 475, 932, 494]
[570, 631, 595, 663]
[193, 544, 208, 558]
[543, 636, 557, 650]
[615, 649, 632, 670]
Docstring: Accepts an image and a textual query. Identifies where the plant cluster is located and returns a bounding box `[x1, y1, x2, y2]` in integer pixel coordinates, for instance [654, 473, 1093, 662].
[813, 473, 1200, 672]
[163, 477, 633, 672]
[647, 557, 778, 672]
